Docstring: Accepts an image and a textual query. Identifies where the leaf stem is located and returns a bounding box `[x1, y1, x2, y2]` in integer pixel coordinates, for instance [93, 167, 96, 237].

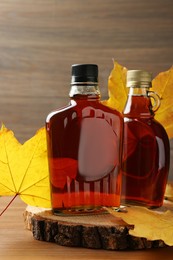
[0, 194, 18, 217]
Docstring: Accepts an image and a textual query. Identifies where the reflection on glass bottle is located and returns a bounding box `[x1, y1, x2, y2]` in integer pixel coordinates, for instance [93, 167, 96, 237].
[46, 64, 123, 214]
[121, 70, 170, 208]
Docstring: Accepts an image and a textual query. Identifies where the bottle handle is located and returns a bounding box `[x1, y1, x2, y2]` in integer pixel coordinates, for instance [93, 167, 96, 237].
[147, 91, 161, 112]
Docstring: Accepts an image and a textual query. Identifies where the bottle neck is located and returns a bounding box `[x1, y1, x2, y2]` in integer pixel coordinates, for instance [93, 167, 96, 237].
[69, 82, 101, 100]
[128, 87, 148, 96]
[123, 87, 153, 118]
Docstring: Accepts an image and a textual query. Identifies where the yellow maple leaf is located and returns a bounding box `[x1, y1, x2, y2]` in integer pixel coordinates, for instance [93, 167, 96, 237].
[151, 66, 173, 138]
[102, 61, 128, 112]
[106, 202, 173, 246]
[103, 61, 173, 139]
[0, 125, 51, 208]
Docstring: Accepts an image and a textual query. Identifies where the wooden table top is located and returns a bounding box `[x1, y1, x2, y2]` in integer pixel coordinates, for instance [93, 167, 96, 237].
[0, 196, 173, 260]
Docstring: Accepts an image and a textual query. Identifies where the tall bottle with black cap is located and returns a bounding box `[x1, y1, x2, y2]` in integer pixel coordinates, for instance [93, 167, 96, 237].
[121, 70, 170, 208]
[46, 64, 123, 214]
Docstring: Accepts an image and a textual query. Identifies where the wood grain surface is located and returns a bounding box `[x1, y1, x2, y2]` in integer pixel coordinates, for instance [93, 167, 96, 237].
[0, 0, 172, 140]
[0, 1, 173, 258]
[1, 0, 173, 180]
[0, 196, 173, 260]
[0, 0, 173, 176]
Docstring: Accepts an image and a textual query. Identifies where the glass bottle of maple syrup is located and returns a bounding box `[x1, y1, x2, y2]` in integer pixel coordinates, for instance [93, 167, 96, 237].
[121, 70, 170, 208]
[46, 64, 123, 214]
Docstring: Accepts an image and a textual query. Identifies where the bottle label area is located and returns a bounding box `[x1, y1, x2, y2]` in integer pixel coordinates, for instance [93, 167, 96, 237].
[78, 117, 118, 181]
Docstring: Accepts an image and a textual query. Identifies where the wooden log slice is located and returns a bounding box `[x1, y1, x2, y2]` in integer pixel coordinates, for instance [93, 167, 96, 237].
[24, 206, 166, 250]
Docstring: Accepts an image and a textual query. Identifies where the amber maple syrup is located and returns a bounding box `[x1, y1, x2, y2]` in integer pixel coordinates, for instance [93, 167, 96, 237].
[46, 64, 123, 214]
[121, 70, 170, 208]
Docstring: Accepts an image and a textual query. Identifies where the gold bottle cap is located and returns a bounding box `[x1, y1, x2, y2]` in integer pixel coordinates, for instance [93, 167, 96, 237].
[126, 70, 152, 88]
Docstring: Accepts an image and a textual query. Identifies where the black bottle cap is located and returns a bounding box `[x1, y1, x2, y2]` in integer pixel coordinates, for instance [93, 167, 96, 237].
[71, 64, 98, 83]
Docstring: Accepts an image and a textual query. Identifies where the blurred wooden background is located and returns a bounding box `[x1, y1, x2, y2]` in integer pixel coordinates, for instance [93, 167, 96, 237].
[0, 0, 172, 177]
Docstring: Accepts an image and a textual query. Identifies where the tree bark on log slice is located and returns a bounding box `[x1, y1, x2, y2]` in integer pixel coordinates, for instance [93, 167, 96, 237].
[24, 206, 166, 250]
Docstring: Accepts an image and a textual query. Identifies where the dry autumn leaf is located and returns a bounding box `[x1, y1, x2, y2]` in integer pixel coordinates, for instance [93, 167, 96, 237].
[102, 61, 128, 112]
[0, 125, 51, 209]
[165, 182, 173, 201]
[103, 61, 173, 139]
[107, 202, 173, 246]
[151, 66, 173, 138]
